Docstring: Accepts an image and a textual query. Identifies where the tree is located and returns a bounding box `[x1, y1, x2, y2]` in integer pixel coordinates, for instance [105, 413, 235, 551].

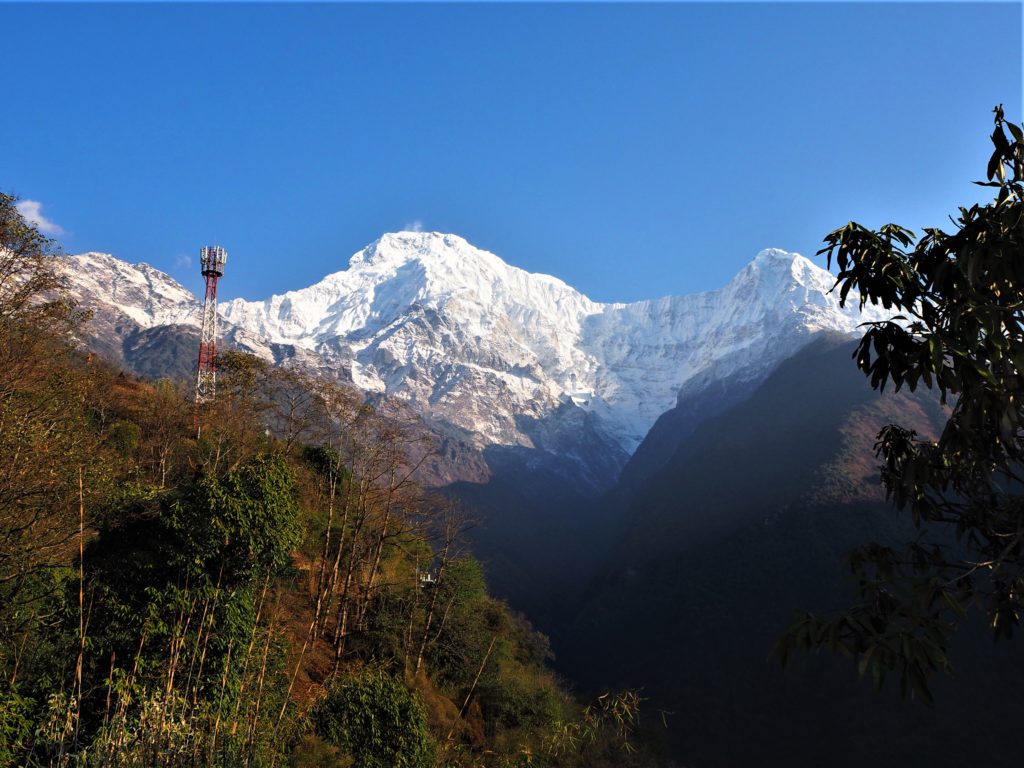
[778, 106, 1024, 701]
[311, 668, 435, 768]
[0, 194, 109, 667]
[0, 192, 63, 325]
[68, 452, 302, 753]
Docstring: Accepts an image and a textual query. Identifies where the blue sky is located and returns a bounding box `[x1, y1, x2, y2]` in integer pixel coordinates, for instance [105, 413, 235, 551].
[3, 2, 1021, 303]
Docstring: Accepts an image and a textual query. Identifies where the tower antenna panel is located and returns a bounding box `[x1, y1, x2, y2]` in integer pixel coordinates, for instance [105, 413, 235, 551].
[195, 245, 227, 406]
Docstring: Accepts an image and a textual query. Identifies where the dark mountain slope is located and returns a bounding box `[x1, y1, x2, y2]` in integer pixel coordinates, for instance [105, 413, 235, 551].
[614, 368, 764, 496]
[122, 324, 201, 381]
[615, 335, 915, 559]
[558, 336, 1024, 767]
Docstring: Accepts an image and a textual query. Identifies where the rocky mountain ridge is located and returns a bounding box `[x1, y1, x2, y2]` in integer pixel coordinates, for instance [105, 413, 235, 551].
[56, 233, 889, 480]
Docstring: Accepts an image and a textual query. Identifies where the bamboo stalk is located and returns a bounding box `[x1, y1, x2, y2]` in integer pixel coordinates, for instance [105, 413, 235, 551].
[230, 569, 271, 737]
[311, 462, 337, 632]
[247, 602, 278, 767]
[192, 565, 226, 707]
[67, 467, 87, 755]
[100, 651, 116, 734]
[438, 633, 499, 766]
[8, 630, 30, 688]
[273, 609, 316, 743]
[208, 638, 235, 763]
[164, 589, 197, 723]
[110, 628, 148, 757]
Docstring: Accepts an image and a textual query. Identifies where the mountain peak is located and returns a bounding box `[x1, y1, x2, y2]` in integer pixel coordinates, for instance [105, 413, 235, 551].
[728, 246, 834, 297]
[215, 235, 888, 453]
[753, 247, 797, 263]
[65, 235, 890, 459]
[749, 247, 817, 274]
[349, 231, 477, 268]
[56, 251, 198, 330]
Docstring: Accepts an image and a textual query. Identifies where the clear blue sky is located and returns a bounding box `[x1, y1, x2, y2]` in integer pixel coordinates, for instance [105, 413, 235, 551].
[3, 2, 1020, 303]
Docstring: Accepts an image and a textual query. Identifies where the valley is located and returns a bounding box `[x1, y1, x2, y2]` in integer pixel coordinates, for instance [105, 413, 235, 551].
[53, 232, 1024, 766]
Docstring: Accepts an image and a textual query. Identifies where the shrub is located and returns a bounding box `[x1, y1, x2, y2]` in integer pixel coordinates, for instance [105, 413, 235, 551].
[0, 689, 33, 768]
[312, 668, 434, 768]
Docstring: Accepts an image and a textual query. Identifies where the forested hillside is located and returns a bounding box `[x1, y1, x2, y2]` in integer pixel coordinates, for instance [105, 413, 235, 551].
[0, 194, 662, 768]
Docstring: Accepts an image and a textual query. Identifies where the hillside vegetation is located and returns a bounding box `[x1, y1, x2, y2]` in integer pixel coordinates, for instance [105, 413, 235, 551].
[0, 194, 661, 768]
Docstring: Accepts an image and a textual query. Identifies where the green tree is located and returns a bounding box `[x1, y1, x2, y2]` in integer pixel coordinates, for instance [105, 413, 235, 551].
[73, 452, 302, 741]
[779, 106, 1024, 701]
[311, 668, 435, 768]
[169, 452, 302, 587]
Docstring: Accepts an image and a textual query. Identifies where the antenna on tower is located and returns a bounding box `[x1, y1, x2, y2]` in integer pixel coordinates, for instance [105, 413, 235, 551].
[195, 245, 227, 415]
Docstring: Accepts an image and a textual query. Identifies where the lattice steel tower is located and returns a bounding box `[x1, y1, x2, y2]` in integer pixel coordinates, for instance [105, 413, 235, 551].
[195, 245, 227, 405]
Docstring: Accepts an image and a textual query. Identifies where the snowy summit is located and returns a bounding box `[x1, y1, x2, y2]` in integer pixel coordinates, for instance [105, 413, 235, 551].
[215, 232, 888, 453]
[57, 232, 888, 458]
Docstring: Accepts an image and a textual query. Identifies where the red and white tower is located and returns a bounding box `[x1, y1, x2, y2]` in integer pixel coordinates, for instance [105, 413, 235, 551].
[195, 245, 227, 405]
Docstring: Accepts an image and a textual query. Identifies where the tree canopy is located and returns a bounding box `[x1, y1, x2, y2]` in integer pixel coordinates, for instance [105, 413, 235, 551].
[779, 106, 1024, 702]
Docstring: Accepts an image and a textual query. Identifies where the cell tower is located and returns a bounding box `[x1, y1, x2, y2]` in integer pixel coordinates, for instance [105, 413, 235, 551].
[195, 245, 227, 406]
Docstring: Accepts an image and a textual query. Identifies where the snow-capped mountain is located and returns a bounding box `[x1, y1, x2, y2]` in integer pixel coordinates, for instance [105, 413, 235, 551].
[58, 251, 200, 329]
[220, 232, 888, 454]
[55, 252, 283, 374]
[56, 233, 888, 477]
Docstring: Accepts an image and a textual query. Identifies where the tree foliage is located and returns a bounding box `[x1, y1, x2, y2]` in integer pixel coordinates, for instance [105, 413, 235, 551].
[169, 453, 301, 586]
[779, 106, 1024, 702]
[311, 668, 434, 768]
[0, 191, 64, 323]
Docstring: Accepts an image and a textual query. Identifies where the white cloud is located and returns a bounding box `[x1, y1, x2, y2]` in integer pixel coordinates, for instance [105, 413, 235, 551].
[15, 199, 65, 236]
[403, 219, 425, 233]
[175, 253, 193, 269]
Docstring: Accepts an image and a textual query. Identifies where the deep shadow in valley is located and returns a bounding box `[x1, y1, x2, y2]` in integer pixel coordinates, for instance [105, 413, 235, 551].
[450, 336, 1024, 768]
